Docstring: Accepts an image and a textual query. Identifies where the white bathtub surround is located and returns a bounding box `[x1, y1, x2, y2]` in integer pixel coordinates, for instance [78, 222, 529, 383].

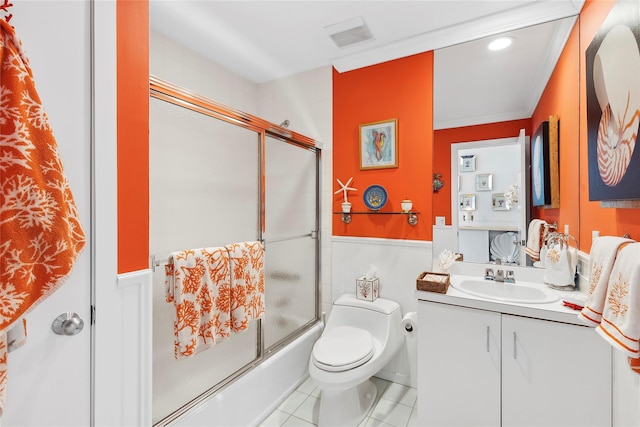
[332, 236, 432, 388]
[176, 324, 322, 426]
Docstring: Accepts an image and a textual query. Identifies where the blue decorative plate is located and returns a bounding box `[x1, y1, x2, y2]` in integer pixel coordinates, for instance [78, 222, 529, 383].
[363, 185, 388, 211]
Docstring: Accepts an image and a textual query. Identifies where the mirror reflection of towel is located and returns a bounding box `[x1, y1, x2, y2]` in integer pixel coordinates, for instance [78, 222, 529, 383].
[524, 219, 547, 261]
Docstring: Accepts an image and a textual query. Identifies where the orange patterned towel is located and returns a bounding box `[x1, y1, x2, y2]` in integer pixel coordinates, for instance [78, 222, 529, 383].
[165, 248, 232, 359]
[226, 241, 265, 333]
[0, 19, 86, 414]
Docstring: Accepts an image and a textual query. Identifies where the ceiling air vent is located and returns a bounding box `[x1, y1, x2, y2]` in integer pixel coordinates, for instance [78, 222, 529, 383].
[324, 16, 374, 48]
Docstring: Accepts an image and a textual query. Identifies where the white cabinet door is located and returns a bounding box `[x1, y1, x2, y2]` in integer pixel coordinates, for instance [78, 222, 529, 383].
[418, 301, 501, 426]
[3, 2, 92, 425]
[502, 315, 612, 427]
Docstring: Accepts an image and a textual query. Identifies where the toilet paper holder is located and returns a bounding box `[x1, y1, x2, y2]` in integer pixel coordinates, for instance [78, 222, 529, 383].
[401, 312, 418, 335]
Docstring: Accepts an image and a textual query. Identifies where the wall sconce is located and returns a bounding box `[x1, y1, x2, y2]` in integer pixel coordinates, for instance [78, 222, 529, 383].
[433, 173, 444, 193]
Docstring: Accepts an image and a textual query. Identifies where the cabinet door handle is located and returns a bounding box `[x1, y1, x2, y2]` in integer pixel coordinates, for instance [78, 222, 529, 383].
[486, 326, 490, 352]
[513, 332, 517, 359]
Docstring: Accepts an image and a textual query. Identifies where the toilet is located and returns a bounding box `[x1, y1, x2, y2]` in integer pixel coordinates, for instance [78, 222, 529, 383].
[309, 294, 403, 426]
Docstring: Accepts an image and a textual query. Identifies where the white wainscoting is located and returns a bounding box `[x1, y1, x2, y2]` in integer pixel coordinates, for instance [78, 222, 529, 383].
[331, 236, 432, 387]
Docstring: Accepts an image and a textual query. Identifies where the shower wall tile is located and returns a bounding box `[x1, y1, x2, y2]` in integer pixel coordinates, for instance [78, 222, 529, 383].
[150, 30, 259, 114]
[258, 66, 333, 316]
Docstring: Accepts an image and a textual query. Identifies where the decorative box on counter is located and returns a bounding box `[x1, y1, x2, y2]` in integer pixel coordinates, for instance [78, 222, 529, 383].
[356, 276, 379, 301]
[416, 271, 450, 294]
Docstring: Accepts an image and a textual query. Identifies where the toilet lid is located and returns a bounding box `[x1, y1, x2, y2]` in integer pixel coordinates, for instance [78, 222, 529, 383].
[312, 326, 374, 372]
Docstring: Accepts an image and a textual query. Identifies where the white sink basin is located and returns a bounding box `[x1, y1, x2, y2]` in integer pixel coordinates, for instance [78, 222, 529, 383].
[451, 279, 559, 304]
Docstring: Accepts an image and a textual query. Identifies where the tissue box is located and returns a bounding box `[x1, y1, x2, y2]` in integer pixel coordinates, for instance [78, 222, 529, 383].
[356, 277, 379, 301]
[416, 271, 450, 293]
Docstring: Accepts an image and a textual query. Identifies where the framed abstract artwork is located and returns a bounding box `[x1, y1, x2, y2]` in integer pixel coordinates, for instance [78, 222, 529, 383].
[585, 0, 640, 201]
[359, 119, 398, 170]
[531, 117, 559, 208]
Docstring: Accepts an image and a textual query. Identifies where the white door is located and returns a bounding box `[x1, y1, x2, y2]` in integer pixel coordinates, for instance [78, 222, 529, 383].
[3, 2, 92, 425]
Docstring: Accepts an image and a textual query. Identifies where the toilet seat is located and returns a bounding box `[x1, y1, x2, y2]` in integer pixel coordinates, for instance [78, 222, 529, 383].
[312, 326, 375, 372]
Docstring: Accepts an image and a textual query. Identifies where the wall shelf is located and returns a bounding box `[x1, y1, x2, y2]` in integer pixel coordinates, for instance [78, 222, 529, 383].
[334, 211, 419, 226]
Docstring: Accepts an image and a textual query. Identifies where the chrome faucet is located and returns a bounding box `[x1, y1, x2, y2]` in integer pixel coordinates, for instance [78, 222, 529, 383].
[505, 270, 516, 284]
[495, 269, 505, 282]
[484, 268, 495, 281]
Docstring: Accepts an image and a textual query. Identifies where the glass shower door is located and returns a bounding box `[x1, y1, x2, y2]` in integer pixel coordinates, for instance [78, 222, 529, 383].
[263, 135, 319, 349]
[150, 97, 261, 423]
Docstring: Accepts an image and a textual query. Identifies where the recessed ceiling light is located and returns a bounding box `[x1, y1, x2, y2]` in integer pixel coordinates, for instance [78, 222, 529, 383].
[488, 37, 514, 51]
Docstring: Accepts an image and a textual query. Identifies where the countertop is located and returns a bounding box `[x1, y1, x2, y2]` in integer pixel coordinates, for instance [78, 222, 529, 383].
[416, 267, 590, 326]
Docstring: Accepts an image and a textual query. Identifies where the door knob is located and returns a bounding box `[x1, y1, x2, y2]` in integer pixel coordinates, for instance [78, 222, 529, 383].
[51, 312, 84, 336]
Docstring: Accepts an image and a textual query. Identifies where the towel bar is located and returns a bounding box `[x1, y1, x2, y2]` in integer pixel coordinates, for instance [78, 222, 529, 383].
[150, 239, 276, 272]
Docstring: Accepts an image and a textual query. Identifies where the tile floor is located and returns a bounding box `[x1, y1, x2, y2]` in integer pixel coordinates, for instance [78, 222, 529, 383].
[259, 376, 419, 427]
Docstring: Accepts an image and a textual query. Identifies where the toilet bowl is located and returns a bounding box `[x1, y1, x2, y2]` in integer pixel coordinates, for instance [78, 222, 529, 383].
[309, 294, 403, 426]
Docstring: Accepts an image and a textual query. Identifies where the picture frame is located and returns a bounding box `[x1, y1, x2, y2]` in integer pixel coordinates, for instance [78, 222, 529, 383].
[459, 154, 476, 172]
[475, 173, 493, 191]
[492, 193, 509, 211]
[359, 119, 398, 170]
[531, 117, 559, 208]
[459, 194, 476, 211]
[585, 1, 640, 202]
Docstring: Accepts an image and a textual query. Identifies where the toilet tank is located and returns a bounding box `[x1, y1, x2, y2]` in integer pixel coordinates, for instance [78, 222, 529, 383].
[326, 294, 401, 342]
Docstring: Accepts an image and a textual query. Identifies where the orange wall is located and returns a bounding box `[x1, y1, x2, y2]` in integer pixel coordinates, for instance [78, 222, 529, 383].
[530, 15, 581, 238]
[577, 0, 640, 251]
[117, 0, 149, 273]
[333, 53, 433, 240]
[432, 119, 531, 225]
[117, 0, 637, 270]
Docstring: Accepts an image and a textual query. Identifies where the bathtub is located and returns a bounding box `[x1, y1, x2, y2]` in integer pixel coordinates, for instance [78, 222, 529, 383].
[175, 323, 323, 426]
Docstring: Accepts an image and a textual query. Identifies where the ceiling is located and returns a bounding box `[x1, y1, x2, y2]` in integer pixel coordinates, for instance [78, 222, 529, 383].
[150, 1, 584, 129]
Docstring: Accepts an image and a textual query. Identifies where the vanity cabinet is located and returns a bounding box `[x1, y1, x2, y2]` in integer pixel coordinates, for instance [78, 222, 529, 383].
[417, 300, 612, 426]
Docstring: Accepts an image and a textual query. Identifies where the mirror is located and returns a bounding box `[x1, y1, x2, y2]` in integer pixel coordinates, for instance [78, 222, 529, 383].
[432, 16, 581, 266]
[451, 133, 529, 265]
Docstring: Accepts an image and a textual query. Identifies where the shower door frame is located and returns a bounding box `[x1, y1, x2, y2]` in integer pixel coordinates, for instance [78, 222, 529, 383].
[150, 76, 321, 425]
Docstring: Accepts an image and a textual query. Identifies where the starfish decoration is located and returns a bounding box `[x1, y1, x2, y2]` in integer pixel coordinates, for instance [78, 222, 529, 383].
[334, 177, 357, 203]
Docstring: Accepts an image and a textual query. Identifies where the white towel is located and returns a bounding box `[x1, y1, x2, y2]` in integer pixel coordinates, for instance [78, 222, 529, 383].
[596, 243, 640, 358]
[543, 243, 577, 289]
[524, 219, 547, 261]
[579, 236, 634, 326]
